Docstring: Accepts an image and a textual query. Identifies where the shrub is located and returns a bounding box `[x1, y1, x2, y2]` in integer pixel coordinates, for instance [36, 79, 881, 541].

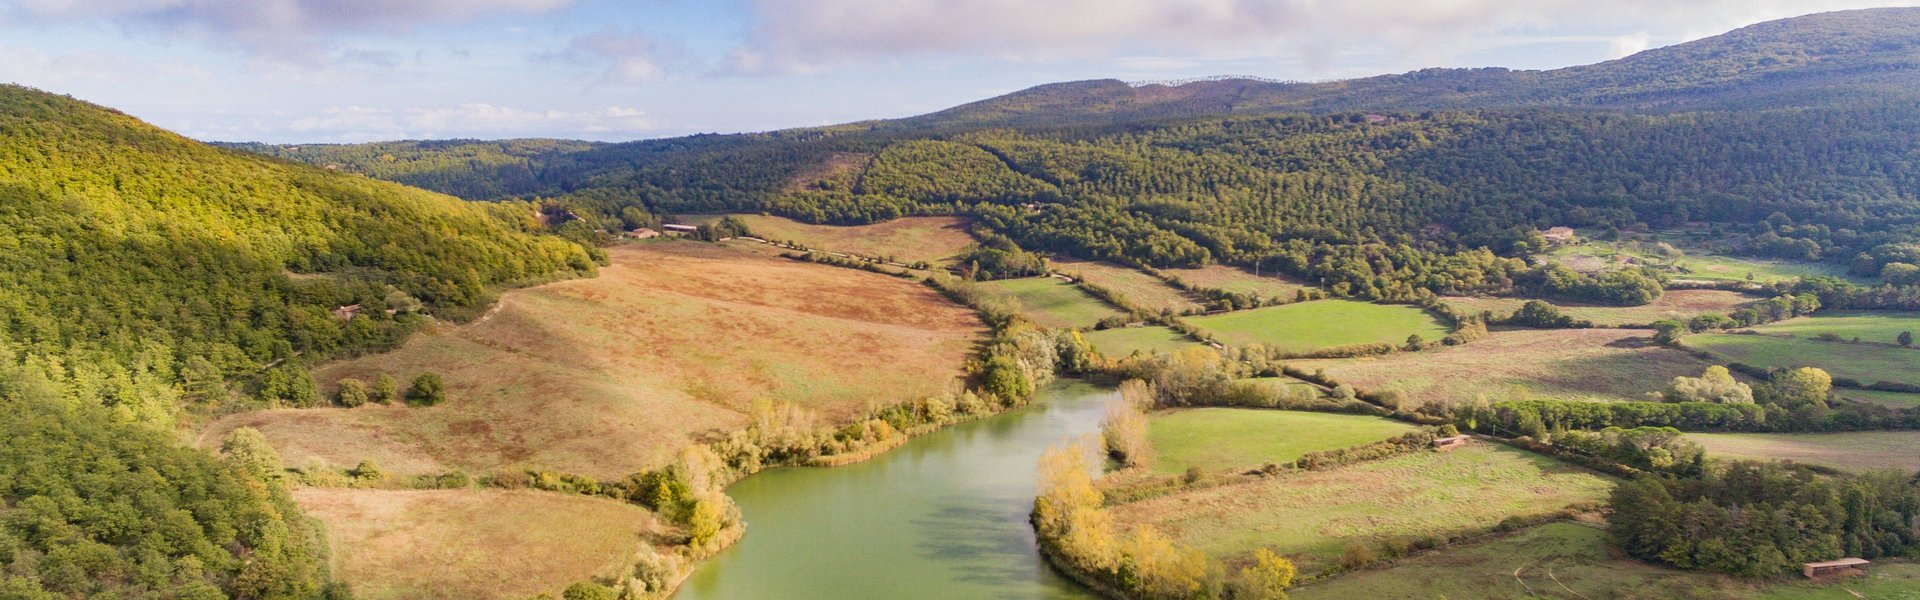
[334, 378, 370, 407]
[406, 372, 446, 406]
[561, 582, 614, 600]
[372, 372, 399, 404]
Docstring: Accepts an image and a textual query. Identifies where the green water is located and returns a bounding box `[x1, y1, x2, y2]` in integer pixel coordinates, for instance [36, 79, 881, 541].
[674, 381, 1112, 599]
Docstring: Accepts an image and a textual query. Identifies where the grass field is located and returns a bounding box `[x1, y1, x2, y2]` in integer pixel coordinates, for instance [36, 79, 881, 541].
[979, 277, 1126, 329]
[1839, 388, 1920, 408]
[1293, 329, 1715, 409]
[1186, 300, 1450, 354]
[1688, 431, 1920, 473]
[1686, 333, 1920, 387]
[1294, 522, 1767, 600]
[1547, 239, 1853, 283]
[207, 242, 984, 478]
[1760, 562, 1920, 599]
[1146, 409, 1416, 474]
[1162, 264, 1309, 300]
[1080, 325, 1203, 357]
[297, 488, 663, 600]
[1053, 259, 1205, 314]
[1109, 444, 1613, 573]
[1740, 312, 1920, 345]
[724, 214, 976, 266]
[1443, 289, 1758, 327]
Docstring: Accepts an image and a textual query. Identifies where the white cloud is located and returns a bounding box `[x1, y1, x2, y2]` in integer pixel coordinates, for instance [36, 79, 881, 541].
[1, 0, 574, 59]
[557, 26, 688, 82]
[730, 0, 1920, 74]
[285, 103, 660, 141]
[1608, 32, 1653, 59]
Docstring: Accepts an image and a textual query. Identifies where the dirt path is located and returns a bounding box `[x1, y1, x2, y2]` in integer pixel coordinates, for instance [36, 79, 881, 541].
[1547, 566, 1592, 600]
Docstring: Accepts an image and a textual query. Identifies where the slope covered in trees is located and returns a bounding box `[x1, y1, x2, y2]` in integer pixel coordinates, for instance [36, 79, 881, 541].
[0, 85, 599, 597]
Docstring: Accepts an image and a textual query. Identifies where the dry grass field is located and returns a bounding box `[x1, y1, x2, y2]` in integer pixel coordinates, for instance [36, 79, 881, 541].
[1688, 431, 1920, 472]
[1443, 289, 1757, 327]
[1109, 444, 1613, 574]
[1292, 329, 1718, 409]
[1162, 264, 1309, 300]
[727, 214, 975, 265]
[1188, 300, 1451, 354]
[297, 488, 661, 600]
[207, 242, 984, 478]
[1052, 259, 1205, 314]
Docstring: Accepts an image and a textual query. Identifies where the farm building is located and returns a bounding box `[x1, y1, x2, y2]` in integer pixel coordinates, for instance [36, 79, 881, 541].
[1802, 558, 1869, 578]
[1540, 227, 1577, 244]
[624, 228, 660, 239]
[662, 224, 698, 233]
[1432, 435, 1471, 451]
[332, 304, 362, 321]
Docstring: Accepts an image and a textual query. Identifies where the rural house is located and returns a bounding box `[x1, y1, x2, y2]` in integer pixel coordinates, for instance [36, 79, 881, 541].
[1541, 227, 1577, 245]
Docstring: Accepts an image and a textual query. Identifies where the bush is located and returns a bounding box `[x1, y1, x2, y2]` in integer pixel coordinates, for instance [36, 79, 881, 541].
[561, 582, 614, 600]
[372, 372, 399, 404]
[406, 372, 446, 406]
[334, 378, 370, 407]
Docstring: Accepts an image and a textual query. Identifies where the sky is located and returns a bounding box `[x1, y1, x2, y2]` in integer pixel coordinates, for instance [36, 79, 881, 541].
[2, 0, 1916, 143]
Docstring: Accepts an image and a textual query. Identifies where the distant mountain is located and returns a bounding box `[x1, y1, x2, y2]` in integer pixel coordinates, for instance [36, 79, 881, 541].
[903, 7, 1920, 128]
[220, 138, 603, 200]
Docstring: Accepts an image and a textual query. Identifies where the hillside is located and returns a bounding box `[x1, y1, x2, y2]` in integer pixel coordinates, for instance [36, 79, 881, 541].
[0, 84, 597, 598]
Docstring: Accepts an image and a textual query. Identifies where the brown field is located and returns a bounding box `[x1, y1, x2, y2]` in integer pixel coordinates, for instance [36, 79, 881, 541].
[297, 488, 661, 600]
[1443, 289, 1757, 327]
[1688, 431, 1920, 473]
[1292, 329, 1719, 409]
[1109, 444, 1613, 573]
[1052, 259, 1204, 314]
[207, 242, 984, 478]
[727, 214, 975, 265]
[1162, 264, 1309, 300]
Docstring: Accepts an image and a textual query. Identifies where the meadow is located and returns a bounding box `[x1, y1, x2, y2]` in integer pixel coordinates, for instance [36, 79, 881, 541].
[1688, 431, 1920, 472]
[1053, 258, 1206, 314]
[1187, 299, 1450, 354]
[1739, 312, 1920, 345]
[1108, 444, 1614, 573]
[1685, 333, 1920, 387]
[978, 277, 1127, 329]
[1839, 388, 1920, 408]
[1546, 238, 1854, 283]
[1079, 325, 1203, 357]
[1162, 264, 1310, 300]
[1145, 409, 1416, 474]
[1293, 522, 1766, 600]
[296, 488, 663, 600]
[721, 214, 976, 266]
[207, 242, 984, 478]
[1444, 289, 1757, 327]
[1294, 329, 1715, 409]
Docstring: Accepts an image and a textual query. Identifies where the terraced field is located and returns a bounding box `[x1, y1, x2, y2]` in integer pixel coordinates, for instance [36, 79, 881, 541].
[1053, 259, 1204, 314]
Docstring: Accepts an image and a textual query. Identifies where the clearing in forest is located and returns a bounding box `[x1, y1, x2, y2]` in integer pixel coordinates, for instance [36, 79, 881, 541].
[1080, 325, 1203, 357]
[1293, 329, 1719, 410]
[1685, 333, 1920, 387]
[1443, 289, 1757, 327]
[1163, 264, 1310, 300]
[1292, 522, 1763, 600]
[1108, 444, 1613, 574]
[1146, 409, 1415, 474]
[1546, 238, 1854, 283]
[296, 488, 663, 600]
[723, 214, 976, 266]
[979, 277, 1126, 329]
[1052, 259, 1205, 314]
[1187, 300, 1449, 354]
[1688, 431, 1920, 473]
[208, 242, 984, 479]
[1737, 312, 1920, 345]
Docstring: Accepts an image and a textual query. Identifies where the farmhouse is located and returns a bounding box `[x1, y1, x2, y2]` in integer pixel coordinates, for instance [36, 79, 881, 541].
[624, 228, 660, 239]
[1541, 227, 1577, 244]
[1802, 557, 1869, 579]
[1432, 434, 1471, 451]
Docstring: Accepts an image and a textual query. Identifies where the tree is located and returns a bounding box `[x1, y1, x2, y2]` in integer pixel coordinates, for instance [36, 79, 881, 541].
[181, 356, 227, 404]
[372, 372, 399, 404]
[351, 459, 384, 482]
[334, 378, 370, 407]
[1661, 366, 1753, 404]
[561, 582, 614, 600]
[1404, 333, 1426, 351]
[258, 363, 320, 408]
[406, 372, 446, 406]
[1900, 331, 1913, 347]
[221, 427, 284, 482]
[1765, 367, 1832, 409]
[1652, 320, 1687, 345]
[1233, 547, 1296, 599]
[1881, 262, 1920, 285]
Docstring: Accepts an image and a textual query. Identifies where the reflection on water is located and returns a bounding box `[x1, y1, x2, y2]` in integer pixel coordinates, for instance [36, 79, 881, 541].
[674, 381, 1112, 600]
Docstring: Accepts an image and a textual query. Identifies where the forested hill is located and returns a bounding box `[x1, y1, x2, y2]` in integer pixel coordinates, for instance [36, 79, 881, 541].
[907, 7, 1920, 128]
[220, 138, 603, 200]
[0, 84, 596, 598]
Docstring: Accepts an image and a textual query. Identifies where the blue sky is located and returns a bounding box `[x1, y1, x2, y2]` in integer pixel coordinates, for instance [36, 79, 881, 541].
[2, 0, 1914, 143]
